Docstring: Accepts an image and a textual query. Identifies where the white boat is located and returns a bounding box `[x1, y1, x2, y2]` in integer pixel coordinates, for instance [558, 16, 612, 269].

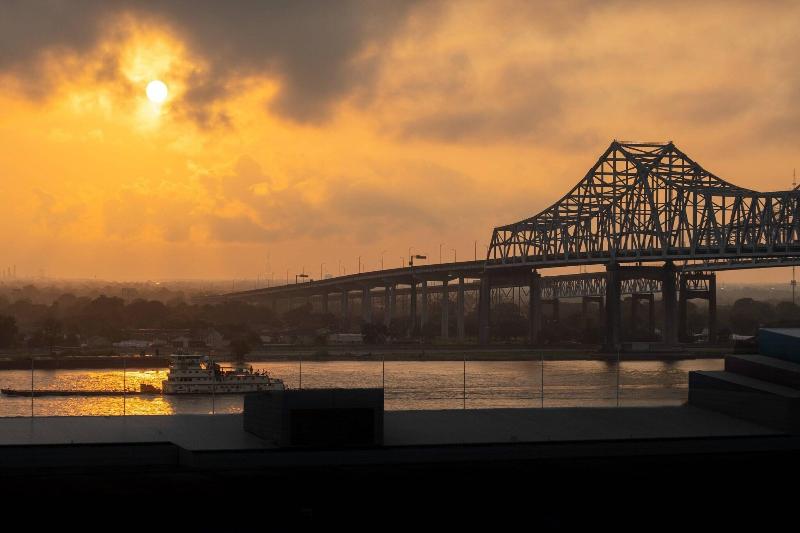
[161, 354, 285, 395]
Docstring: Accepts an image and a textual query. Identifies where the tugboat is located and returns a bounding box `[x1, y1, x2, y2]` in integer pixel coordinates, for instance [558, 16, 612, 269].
[156, 354, 284, 395]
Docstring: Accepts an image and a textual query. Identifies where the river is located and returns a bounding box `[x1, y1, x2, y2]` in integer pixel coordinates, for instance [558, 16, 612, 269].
[0, 358, 723, 417]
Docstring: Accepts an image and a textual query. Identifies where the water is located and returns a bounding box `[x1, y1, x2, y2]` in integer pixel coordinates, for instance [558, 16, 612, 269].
[0, 358, 723, 417]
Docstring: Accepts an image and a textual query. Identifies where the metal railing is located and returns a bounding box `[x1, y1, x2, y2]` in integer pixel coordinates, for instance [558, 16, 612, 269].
[0, 355, 724, 417]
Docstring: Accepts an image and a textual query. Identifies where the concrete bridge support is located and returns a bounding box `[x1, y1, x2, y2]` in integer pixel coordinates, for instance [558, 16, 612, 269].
[478, 275, 491, 345]
[340, 291, 349, 331]
[529, 271, 541, 345]
[383, 286, 392, 327]
[662, 263, 678, 345]
[420, 281, 428, 333]
[709, 274, 717, 344]
[605, 263, 622, 350]
[441, 279, 449, 340]
[361, 286, 372, 324]
[678, 272, 717, 343]
[321, 293, 329, 314]
[457, 277, 465, 341]
[409, 281, 417, 337]
[390, 285, 397, 326]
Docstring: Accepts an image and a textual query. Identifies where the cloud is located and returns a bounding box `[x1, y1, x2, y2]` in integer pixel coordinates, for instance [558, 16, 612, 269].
[122, 155, 487, 245]
[0, 0, 421, 123]
[34, 189, 85, 230]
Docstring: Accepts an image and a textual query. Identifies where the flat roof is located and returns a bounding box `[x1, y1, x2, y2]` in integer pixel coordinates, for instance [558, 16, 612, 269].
[0, 406, 779, 452]
[760, 328, 800, 337]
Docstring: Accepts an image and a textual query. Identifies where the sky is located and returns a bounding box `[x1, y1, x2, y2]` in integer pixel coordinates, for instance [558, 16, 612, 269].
[1, 0, 799, 284]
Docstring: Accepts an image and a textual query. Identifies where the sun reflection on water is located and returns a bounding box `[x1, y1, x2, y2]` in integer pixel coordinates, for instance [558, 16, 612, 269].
[0, 359, 725, 417]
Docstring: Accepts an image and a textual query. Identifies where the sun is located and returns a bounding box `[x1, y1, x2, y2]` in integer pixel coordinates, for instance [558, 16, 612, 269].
[146, 80, 168, 104]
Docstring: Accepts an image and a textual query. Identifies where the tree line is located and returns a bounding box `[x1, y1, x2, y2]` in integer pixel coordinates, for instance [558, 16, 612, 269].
[1, 292, 799, 349]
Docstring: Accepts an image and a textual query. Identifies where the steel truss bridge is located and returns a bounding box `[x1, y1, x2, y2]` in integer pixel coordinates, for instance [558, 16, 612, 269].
[220, 141, 799, 349]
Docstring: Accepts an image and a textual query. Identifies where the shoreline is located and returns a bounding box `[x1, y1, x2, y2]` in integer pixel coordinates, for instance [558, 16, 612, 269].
[0, 345, 729, 370]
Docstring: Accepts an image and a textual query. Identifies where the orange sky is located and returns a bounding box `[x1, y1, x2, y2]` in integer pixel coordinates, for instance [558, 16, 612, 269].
[1, 1, 799, 284]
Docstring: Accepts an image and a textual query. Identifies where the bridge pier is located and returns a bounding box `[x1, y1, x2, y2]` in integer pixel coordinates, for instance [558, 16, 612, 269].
[529, 271, 541, 345]
[457, 277, 465, 341]
[340, 290, 349, 331]
[420, 281, 428, 334]
[409, 281, 417, 337]
[321, 292, 329, 314]
[662, 263, 678, 345]
[361, 286, 372, 324]
[390, 285, 397, 327]
[478, 275, 491, 345]
[383, 286, 392, 327]
[440, 280, 449, 340]
[605, 263, 622, 351]
[709, 274, 717, 344]
[678, 272, 717, 343]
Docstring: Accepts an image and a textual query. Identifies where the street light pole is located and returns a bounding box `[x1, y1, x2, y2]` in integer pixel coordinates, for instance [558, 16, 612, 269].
[452, 248, 457, 263]
[439, 243, 444, 263]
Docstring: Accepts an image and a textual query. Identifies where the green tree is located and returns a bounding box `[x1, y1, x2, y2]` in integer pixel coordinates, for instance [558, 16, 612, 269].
[0, 315, 18, 348]
[730, 298, 774, 335]
[40, 316, 62, 355]
[361, 322, 388, 344]
[229, 338, 251, 364]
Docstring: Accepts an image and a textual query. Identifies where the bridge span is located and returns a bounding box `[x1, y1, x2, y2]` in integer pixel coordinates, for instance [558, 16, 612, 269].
[219, 141, 800, 349]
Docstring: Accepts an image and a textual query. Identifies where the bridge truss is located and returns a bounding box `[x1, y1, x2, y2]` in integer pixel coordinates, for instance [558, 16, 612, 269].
[489, 141, 800, 268]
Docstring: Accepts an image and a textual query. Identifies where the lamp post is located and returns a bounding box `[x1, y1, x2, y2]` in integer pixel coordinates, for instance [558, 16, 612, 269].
[409, 254, 427, 267]
[358, 256, 362, 273]
[320, 263, 326, 280]
[452, 248, 457, 263]
[380, 250, 387, 270]
[439, 243, 444, 263]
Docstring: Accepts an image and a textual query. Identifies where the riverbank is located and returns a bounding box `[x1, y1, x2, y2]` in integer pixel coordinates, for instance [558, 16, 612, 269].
[250, 345, 728, 362]
[0, 344, 729, 369]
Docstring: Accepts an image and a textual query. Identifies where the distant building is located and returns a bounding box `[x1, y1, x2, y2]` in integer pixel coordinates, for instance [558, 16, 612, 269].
[171, 336, 207, 351]
[84, 336, 112, 348]
[112, 339, 149, 349]
[200, 328, 228, 350]
[328, 333, 364, 345]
